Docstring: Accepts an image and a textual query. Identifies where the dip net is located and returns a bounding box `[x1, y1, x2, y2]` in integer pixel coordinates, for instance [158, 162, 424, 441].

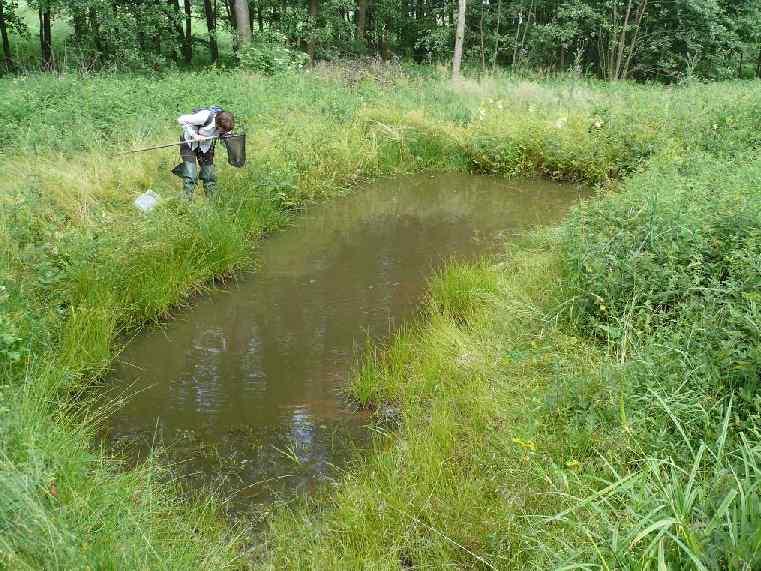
[222, 133, 246, 167]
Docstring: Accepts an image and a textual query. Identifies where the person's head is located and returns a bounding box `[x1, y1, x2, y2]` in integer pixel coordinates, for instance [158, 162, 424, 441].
[216, 111, 235, 134]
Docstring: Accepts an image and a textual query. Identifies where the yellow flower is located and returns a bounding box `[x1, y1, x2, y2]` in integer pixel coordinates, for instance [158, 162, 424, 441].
[511, 437, 536, 451]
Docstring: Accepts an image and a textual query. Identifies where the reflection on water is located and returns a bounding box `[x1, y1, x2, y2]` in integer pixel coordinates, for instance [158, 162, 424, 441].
[104, 173, 585, 513]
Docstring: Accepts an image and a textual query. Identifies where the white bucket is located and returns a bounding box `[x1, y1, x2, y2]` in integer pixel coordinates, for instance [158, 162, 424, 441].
[134, 190, 160, 213]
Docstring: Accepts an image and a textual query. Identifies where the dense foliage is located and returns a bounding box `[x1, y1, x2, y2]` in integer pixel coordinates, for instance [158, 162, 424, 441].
[553, 142, 761, 568]
[1, 0, 760, 80]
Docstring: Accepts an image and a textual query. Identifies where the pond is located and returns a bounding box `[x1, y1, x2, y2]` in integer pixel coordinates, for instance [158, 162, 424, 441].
[103, 173, 586, 517]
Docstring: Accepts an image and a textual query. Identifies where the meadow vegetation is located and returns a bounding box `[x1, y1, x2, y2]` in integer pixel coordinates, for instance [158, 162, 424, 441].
[2, 65, 761, 567]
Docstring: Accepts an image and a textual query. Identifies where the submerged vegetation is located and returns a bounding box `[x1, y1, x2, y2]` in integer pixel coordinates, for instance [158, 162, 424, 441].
[2, 64, 761, 567]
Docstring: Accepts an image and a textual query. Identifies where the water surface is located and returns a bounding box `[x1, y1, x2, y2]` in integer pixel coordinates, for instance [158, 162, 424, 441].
[105, 173, 585, 514]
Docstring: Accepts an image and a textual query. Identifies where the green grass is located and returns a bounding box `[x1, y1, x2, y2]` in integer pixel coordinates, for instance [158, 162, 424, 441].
[2, 67, 761, 567]
[261, 249, 607, 568]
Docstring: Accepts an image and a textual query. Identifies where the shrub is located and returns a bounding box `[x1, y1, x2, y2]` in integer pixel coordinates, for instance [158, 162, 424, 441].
[559, 151, 761, 449]
[561, 153, 761, 341]
[238, 31, 309, 75]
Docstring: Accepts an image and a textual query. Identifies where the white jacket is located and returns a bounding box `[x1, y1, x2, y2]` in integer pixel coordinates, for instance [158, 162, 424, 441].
[177, 109, 220, 153]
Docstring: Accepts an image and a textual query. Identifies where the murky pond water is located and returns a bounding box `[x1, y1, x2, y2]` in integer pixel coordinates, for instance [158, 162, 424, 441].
[104, 173, 585, 516]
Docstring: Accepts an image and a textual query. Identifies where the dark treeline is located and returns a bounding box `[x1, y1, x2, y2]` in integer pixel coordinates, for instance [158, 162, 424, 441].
[1, 0, 760, 80]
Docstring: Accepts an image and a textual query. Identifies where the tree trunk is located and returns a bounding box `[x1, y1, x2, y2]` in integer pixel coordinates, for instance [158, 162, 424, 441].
[479, 0, 485, 72]
[308, 0, 318, 63]
[256, 0, 263, 31]
[233, 0, 252, 45]
[491, 0, 501, 71]
[38, 5, 42, 55]
[39, 4, 53, 70]
[412, 0, 424, 61]
[151, 0, 162, 56]
[169, 0, 183, 61]
[224, 0, 236, 30]
[621, 0, 647, 80]
[248, 0, 255, 37]
[737, 51, 743, 79]
[72, 8, 87, 45]
[512, 10, 521, 65]
[597, 22, 606, 77]
[183, 0, 193, 64]
[357, 0, 368, 43]
[382, 20, 390, 59]
[88, 7, 103, 54]
[182, 0, 193, 65]
[516, 0, 533, 66]
[203, 0, 219, 64]
[612, 0, 633, 80]
[0, 0, 13, 69]
[757, 46, 761, 79]
[607, 2, 617, 79]
[452, 0, 466, 79]
[43, 7, 52, 68]
[367, 0, 374, 51]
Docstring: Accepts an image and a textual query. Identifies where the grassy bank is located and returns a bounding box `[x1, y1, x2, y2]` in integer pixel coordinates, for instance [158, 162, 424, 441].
[263, 153, 761, 568]
[2, 66, 761, 567]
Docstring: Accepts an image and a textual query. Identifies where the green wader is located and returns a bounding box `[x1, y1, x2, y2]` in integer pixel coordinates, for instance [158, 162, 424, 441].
[173, 136, 218, 200]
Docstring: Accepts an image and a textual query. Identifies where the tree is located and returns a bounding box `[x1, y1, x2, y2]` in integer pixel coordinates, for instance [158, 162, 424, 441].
[233, 0, 252, 45]
[203, 0, 220, 64]
[183, 0, 192, 64]
[0, 0, 21, 69]
[511, 1, 535, 68]
[170, 0, 184, 62]
[87, 5, 103, 56]
[606, 0, 649, 81]
[451, 0, 465, 78]
[308, 0, 318, 63]
[8, 0, 758, 80]
[357, 0, 368, 45]
[38, 1, 53, 69]
[491, 0, 502, 71]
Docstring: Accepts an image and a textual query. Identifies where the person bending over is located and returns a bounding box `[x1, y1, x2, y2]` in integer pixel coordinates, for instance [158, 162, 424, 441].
[175, 107, 234, 200]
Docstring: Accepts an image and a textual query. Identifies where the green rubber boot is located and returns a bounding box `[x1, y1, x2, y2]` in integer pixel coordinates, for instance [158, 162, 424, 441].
[200, 163, 217, 199]
[181, 161, 198, 200]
